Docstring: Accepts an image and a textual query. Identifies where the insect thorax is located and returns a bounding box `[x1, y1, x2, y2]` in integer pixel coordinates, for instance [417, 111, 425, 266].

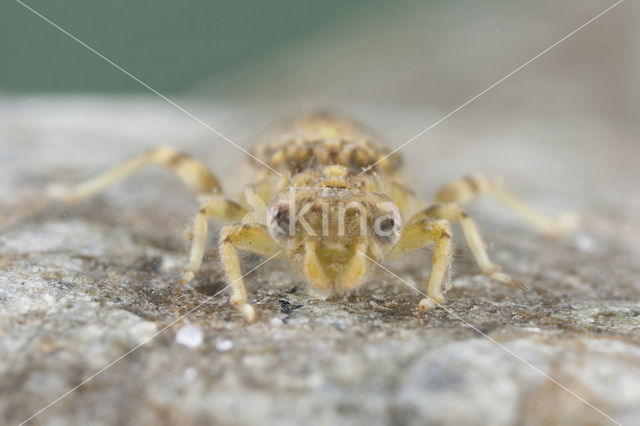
[252, 113, 401, 177]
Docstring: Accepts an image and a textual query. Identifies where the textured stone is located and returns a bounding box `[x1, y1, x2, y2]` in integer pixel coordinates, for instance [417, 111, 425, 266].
[1, 98, 639, 426]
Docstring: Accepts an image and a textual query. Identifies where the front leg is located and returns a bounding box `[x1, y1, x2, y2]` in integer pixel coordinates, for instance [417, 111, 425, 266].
[219, 224, 281, 323]
[412, 203, 523, 289]
[388, 219, 453, 312]
[182, 197, 248, 283]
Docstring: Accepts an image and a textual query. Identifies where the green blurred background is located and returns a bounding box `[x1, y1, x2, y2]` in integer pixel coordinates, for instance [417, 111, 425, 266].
[0, 0, 634, 126]
[0, 0, 385, 94]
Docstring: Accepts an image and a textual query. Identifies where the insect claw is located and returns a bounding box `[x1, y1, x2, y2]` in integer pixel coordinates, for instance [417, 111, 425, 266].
[539, 212, 579, 238]
[46, 184, 79, 203]
[514, 281, 528, 292]
[418, 297, 440, 312]
[181, 271, 195, 284]
[238, 304, 256, 324]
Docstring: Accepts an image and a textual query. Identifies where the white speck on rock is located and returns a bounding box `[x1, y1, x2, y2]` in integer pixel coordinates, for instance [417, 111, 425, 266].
[269, 317, 283, 326]
[175, 325, 203, 348]
[575, 234, 596, 253]
[126, 320, 158, 343]
[216, 339, 233, 352]
[160, 254, 183, 271]
[184, 367, 198, 381]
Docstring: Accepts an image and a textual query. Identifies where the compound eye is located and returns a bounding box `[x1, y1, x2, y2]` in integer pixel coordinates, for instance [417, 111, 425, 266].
[378, 217, 396, 233]
[267, 203, 290, 239]
[373, 205, 402, 246]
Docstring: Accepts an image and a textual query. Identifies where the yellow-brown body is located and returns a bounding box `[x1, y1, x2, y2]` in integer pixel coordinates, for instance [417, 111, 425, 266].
[245, 114, 418, 294]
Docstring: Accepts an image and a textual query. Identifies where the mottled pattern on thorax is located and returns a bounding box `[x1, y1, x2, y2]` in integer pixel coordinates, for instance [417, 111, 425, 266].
[252, 113, 401, 175]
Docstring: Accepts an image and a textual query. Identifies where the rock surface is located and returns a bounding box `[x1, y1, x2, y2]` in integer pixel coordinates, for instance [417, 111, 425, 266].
[1, 98, 639, 425]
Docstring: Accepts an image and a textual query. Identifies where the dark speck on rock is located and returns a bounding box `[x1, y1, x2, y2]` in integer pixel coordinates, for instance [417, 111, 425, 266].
[279, 299, 303, 316]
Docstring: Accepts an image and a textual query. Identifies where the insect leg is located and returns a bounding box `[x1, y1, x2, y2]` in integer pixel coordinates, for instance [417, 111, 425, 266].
[434, 174, 573, 236]
[49, 146, 222, 200]
[182, 197, 248, 284]
[388, 219, 453, 312]
[418, 203, 525, 290]
[218, 224, 281, 323]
